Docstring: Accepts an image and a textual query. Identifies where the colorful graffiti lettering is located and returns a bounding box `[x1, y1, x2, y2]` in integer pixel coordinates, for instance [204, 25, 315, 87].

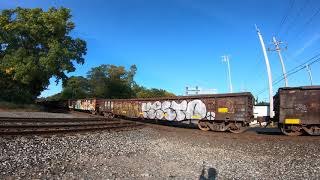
[141, 100, 215, 121]
[70, 100, 96, 111]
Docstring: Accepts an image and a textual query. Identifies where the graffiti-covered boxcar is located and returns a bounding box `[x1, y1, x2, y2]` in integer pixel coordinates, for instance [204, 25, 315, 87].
[91, 92, 254, 133]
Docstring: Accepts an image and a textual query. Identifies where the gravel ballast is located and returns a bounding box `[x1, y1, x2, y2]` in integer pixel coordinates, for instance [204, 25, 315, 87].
[1, 124, 320, 179]
[0, 112, 93, 119]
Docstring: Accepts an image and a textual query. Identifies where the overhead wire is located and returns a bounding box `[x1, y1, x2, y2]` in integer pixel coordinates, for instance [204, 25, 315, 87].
[275, 0, 296, 37]
[254, 53, 320, 96]
[282, 0, 311, 38]
[254, 0, 319, 98]
[289, 4, 320, 42]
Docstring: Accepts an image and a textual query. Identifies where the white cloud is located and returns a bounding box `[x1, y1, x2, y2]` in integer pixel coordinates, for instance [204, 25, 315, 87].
[292, 33, 320, 58]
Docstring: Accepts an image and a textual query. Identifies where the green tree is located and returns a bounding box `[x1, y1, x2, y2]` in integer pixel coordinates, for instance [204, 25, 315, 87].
[48, 64, 176, 101]
[0, 7, 86, 102]
[87, 65, 109, 98]
[127, 64, 137, 87]
[87, 64, 136, 99]
[256, 101, 269, 106]
[60, 76, 90, 100]
[45, 93, 62, 101]
[133, 84, 175, 98]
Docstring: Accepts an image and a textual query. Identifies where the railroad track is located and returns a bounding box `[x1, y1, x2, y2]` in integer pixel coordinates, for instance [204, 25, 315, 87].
[0, 116, 143, 134]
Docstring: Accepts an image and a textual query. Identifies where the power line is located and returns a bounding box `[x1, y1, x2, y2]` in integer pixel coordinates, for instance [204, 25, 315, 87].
[253, 52, 320, 96]
[272, 58, 318, 85]
[256, 58, 320, 96]
[282, 0, 311, 38]
[289, 5, 320, 42]
[282, 52, 320, 75]
[254, 61, 316, 96]
[276, 0, 296, 37]
[270, 52, 320, 83]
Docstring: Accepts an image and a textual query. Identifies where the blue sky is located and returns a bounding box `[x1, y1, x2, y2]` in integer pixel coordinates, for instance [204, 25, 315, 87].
[1, 0, 320, 101]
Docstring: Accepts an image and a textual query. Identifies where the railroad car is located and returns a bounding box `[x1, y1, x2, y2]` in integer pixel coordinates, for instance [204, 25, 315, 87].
[68, 98, 97, 112]
[274, 86, 320, 136]
[69, 92, 255, 133]
[68, 86, 320, 136]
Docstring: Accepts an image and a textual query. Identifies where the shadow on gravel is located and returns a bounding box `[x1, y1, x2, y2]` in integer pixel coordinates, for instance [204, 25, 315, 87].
[250, 127, 284, 136]
[123, 118, 284, 136]
[125, 118, 199, 130]
[252, 127, 312, 136]
[199, 166, 217, 180]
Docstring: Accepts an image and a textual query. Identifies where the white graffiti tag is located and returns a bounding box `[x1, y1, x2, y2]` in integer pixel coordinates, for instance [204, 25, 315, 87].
[141, 100, 215, 121]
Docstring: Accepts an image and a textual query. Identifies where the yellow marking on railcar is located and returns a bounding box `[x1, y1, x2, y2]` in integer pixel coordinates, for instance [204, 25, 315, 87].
[218, 108, 228, 113]
[285, 119, 300, 124]
[192, 115, 201, 119]
[139, 112, 144, 115]
[163, 113, 168, 117]
[122, 111, 127, 113]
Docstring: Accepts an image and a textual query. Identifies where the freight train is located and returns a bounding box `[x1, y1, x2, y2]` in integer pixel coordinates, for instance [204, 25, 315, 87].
[68, 86, 320, 136]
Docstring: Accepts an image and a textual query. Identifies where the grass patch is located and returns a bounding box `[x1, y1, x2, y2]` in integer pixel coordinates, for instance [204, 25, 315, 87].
[0, 101, 43, 112]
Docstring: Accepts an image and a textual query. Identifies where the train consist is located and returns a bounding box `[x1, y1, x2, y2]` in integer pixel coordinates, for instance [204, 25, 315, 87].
[68, 86, 320, 136]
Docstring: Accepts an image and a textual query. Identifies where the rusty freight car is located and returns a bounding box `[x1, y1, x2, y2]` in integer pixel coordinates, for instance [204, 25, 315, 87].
[95, 92, 254, 133]
[274, 86, 320, 136]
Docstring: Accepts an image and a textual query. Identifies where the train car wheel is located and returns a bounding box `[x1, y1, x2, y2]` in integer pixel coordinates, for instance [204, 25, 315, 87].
[229, 122, 248, 134]
[280, 125, 303, 136]
[198, 120, 210, 131]
[303, 126, 320, 136]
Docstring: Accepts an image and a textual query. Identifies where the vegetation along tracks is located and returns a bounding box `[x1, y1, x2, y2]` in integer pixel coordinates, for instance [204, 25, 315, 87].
[0, 117, 143, 134]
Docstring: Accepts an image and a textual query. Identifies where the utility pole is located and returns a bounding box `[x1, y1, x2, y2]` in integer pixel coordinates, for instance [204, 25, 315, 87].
[305, 64, 313, 85]
[269, 36, 288, 87]
[222, 55, 233, 93]
[255, 25, 274, 118]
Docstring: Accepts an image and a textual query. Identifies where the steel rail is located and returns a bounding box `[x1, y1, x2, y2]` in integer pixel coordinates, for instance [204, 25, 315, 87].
[0, 116, 142, 134]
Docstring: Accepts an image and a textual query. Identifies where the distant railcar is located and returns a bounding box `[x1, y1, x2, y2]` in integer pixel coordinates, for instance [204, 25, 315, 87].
[274, 86, 320, 136]
[68, 98, 97, 113]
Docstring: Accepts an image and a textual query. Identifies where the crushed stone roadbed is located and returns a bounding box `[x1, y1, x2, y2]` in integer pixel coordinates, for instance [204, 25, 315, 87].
[0, 112, 92, 119]
[1, 123, 320, 179]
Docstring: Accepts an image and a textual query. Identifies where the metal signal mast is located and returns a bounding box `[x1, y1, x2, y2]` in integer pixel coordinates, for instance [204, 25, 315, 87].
[255, 25, 274, 118]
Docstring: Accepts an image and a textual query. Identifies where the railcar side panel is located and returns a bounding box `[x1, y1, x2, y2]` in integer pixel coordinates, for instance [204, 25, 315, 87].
[99, 93, 254, 123]
[68, 99, 97, 111]
[275, 86, 320, 125]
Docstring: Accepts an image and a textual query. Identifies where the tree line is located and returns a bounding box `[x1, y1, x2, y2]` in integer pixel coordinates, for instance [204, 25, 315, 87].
[47, 64, 175, 101]
[0, 7, 174, 103]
